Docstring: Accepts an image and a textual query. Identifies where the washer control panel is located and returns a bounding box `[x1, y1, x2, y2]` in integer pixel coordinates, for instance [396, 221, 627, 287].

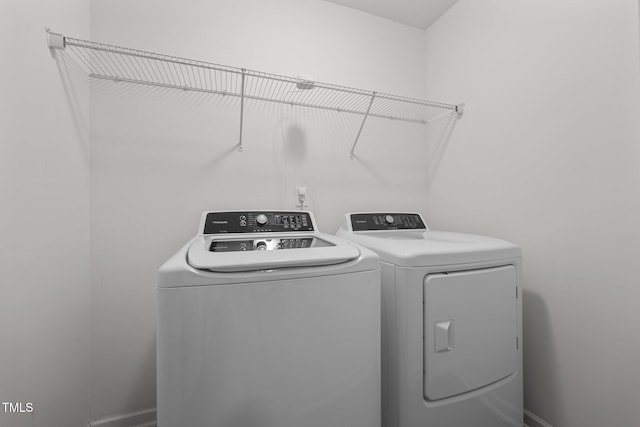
[350, 213, 426, 231]
[203, 211, 314, 234]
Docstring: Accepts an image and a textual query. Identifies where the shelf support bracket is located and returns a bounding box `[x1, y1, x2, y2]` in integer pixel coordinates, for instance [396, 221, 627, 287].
[350, 92, 376, 159]
[237, 69, 246, 152]
[46, 28, 65, 55]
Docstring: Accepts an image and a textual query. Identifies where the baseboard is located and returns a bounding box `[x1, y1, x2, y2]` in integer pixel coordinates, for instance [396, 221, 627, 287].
[87, 407, 156, 427]
[524, 409, 554, 427]
[88, 406, 546, 427]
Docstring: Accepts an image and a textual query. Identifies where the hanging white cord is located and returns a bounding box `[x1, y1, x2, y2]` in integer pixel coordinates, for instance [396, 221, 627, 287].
[278, 88, 304, 209]
[277, 90, 294, 208]
[276, 88, 321, 217]
[306, 186, 319, 221]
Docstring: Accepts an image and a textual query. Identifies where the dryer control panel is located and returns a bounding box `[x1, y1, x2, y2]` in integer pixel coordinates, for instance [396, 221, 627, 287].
[350, 213, 427, 231]
[203, 211, 315, 234]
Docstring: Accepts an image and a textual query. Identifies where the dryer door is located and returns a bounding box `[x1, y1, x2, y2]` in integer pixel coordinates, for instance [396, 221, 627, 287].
[423, 265, 517, 401]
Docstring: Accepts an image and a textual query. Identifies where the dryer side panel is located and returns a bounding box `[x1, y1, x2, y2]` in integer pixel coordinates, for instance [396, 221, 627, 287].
[423, 265, 518, 401]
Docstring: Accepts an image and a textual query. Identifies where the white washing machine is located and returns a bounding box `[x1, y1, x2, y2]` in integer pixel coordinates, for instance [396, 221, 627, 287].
[337, 212, 523, 427]
[157, 211, 381, 427]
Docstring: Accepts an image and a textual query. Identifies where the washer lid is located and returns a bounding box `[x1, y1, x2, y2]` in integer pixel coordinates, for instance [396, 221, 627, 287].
[187, 235, 361, 272]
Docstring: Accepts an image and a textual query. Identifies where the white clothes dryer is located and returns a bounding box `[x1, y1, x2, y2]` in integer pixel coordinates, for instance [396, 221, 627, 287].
[337, 212, 523, 427]
[158, 211, 381, 427]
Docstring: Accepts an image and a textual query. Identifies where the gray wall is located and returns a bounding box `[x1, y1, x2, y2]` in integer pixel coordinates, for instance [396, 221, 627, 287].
[0, 1, 90, 427]
[424, 1, 640, 426]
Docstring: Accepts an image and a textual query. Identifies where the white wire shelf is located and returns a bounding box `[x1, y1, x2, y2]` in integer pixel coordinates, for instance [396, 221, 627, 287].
[47, 30, 463, 156]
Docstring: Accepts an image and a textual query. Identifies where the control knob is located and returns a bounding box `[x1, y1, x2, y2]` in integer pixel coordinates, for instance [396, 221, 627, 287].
[385, 215, 395, 224]
[256, 214, 268, 226]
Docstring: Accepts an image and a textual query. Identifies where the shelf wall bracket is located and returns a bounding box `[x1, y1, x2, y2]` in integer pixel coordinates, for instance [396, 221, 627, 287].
[46, 28, 65, 53]
[237, 69, 246, 152]
[350, 92, 376, 159]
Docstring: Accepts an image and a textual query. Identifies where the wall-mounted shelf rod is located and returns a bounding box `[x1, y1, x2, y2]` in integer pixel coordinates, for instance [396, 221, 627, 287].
[47, 29, 464, 156]
[351, 93, 376, 159]
[238, 69, 246, 152]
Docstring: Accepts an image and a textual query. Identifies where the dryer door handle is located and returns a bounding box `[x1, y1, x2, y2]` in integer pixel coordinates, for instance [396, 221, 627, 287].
[434, 320, 455, 353]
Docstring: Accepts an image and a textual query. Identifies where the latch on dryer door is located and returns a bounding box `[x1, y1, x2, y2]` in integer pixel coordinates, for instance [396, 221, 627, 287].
[434, 320, 455, 353]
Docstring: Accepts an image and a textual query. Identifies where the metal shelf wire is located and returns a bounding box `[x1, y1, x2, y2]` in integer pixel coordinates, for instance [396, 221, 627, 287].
[47, 30, 463, 156]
